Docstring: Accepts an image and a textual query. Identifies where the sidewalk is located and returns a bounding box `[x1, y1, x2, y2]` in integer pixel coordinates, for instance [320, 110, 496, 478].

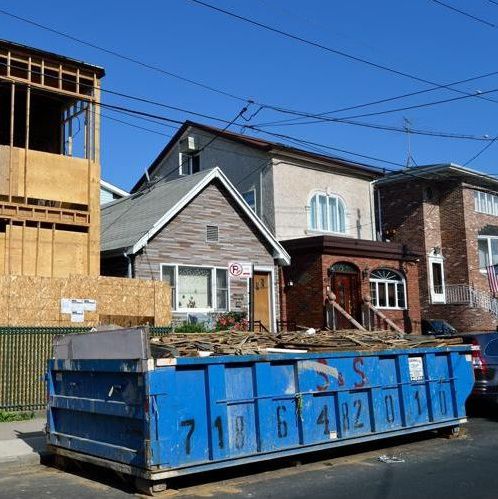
[0, 417, 48, 467]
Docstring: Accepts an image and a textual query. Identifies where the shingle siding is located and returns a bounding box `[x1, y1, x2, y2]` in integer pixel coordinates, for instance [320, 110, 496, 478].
[105, 181, 279, 322]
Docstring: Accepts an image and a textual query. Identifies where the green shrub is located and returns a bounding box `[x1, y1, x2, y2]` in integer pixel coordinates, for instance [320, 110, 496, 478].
[0, 411, 35, 423]
[173, 322, 209, 334]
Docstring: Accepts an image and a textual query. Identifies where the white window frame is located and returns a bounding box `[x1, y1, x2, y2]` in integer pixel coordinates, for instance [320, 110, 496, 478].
[308, 192, 347, 235]
[478, 235, 498, 273]
[160, 263, 230, 313]
[369, 269, 407, 310]
[178, 153, 200, 176]
[474, 189, 498, 216]
[428, 256, 446, 304]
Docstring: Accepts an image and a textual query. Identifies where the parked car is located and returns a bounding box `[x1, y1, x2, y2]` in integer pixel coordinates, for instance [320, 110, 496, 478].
[459, 332, 498, 403]
[421, 319, 457, 337]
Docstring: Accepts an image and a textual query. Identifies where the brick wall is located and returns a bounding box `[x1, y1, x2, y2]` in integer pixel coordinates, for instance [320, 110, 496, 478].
[281, 252, 421, 333]
[380, 179, 498, 332]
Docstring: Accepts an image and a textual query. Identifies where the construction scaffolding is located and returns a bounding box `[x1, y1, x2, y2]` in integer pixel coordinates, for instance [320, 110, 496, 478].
[0, 40, 103, 277]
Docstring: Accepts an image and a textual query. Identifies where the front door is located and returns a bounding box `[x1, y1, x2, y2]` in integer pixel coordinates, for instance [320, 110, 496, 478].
[330, 267, 361, 329]
[253, 271, 272, 331]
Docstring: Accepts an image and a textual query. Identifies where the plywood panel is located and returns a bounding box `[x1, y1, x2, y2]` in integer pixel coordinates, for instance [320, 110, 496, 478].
[37, 227, 54, 277]
[26, 149, 90, 205]
[53, 231, 87, 277]
[0, 274, 171, 326]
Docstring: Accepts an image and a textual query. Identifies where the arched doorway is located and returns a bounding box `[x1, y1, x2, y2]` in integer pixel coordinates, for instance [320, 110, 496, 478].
[329, 262, 361, 329]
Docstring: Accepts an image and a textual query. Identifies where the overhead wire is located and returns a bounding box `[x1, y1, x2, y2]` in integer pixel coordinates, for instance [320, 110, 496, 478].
[0, 7, 249, 103]
[187, 0, 498, 105]
[429, 0, 498, 28]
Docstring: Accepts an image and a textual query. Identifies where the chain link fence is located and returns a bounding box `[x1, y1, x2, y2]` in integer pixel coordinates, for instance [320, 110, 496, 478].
[0, 326, 172, 412]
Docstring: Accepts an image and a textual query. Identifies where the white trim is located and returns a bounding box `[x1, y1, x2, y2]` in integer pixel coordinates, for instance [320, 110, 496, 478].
[428, 256, 446, 304]
[132, 168, 290, 265]
[307, 190, 347, 235]
[369, 269, 407, 310]
[160, 262, 230, 313]
[253, 264, 277, 332]
[478, 235, 498, 273]
[100, 179, 129, 198]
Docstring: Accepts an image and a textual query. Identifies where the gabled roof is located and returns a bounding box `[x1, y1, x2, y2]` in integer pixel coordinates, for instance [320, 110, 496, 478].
[100, 179, 129, 198]
[101, 167, 290, 265]
[375, 163, 498, 190]
[130, 120, 382, 193]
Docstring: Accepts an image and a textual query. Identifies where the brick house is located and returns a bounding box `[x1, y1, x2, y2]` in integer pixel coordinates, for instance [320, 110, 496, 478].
[377, 163, 498, 332]
[280, 236, 421, 332]
[128, 121, 422, 333]
[100, 168, 290, 330]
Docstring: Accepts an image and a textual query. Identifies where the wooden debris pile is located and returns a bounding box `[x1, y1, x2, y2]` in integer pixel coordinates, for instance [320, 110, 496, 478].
[150, 330, 463, 358]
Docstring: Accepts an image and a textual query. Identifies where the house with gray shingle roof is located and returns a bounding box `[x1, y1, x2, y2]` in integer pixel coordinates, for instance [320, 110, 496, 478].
[101, 167, 289, 331]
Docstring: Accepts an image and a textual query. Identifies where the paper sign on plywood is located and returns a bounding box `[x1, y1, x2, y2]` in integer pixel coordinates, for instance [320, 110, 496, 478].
[70, 310, 85, 323]
[228, 262, 253, 279]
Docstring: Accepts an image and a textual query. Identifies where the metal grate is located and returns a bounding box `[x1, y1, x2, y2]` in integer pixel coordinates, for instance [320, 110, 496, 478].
[206, 225, 219, 243]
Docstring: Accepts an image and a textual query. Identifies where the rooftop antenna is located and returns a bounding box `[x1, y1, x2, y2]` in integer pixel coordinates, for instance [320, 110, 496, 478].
[403, 116, 416, 168]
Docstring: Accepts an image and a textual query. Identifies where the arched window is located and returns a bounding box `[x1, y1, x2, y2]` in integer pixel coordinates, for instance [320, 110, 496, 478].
[369, 269, 406, 309]
[309, 193, 346, 233]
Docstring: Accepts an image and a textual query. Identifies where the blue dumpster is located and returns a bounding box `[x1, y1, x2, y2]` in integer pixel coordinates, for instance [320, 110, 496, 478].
[46, 330, 474, 491]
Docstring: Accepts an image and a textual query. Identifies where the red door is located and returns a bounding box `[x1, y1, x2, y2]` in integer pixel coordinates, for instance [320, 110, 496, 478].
[331, 271, 361, 329]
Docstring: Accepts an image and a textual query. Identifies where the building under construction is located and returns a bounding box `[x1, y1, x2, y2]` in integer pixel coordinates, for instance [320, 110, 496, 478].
[0, 39, 103, 277]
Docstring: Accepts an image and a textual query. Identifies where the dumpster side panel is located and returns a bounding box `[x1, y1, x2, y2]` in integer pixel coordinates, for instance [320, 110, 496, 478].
[147, 347, 474, 470]
[47, 359, 149, 467]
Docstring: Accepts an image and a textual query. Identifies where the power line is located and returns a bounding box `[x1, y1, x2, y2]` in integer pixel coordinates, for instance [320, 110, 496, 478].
[3, 15, 498, 144]
[464, 136, 498, 165]
[187, 0, 498, 105]
[250, 116, 495, 141]
[429, 0, 498, 28]
[253, 69, 498, 127]
[0, 7, 250, 103]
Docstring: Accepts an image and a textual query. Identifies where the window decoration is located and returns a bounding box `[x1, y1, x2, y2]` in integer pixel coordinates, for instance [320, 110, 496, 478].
[369, 268, 407, 309]
[309, 193, 346, 234]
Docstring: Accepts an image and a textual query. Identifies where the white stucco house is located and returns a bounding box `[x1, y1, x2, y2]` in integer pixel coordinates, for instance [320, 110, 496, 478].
[130, 121, 381, 242]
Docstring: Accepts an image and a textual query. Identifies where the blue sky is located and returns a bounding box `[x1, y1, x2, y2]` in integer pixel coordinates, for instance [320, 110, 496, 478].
[2, 0, 498, 190]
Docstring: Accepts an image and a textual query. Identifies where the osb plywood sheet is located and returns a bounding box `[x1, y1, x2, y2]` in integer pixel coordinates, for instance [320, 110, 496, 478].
[0, 275, 171, 326]
[25, 149, 90, 205]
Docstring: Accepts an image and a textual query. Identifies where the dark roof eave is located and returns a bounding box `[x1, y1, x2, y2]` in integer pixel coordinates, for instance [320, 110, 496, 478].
[282, 235, 422, 261]
[130, 120, 383, 193]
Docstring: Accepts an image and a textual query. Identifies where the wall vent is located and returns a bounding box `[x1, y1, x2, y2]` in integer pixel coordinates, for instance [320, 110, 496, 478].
[206, 225, 219, 243]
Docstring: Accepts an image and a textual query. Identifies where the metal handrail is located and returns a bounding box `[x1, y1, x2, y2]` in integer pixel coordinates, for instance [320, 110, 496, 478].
[439, 284, 498, 317]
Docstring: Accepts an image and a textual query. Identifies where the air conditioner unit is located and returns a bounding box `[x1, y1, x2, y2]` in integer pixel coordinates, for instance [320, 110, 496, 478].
[179, 135, 198, 154]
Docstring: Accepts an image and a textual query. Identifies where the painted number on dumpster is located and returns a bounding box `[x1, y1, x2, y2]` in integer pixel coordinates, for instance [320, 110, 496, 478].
[234, 416, 245, 449]
[384, 395, 395, 424]
[316, 405, 330, 434]
[180, 419, 195, 455]
[341, 399, 365, 432]
[276, 405, 288, 438]
[214, 416, 224, 449]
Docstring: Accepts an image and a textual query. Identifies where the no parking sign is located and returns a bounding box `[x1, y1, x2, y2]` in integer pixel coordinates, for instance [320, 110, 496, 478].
[228, 262, 253, 279]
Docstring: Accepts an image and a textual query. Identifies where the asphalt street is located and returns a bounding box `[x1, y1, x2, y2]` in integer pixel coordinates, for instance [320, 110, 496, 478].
[1, 406, 497, 499]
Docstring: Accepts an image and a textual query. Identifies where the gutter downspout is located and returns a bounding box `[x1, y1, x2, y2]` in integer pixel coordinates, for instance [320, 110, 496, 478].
[124, 251, 134, 278]
[369, 180, 380, 241]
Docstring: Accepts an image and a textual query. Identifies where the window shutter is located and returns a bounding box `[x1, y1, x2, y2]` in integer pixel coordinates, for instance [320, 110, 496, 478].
[178, 152, 183, 175]
[206, 225, 219, 243]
